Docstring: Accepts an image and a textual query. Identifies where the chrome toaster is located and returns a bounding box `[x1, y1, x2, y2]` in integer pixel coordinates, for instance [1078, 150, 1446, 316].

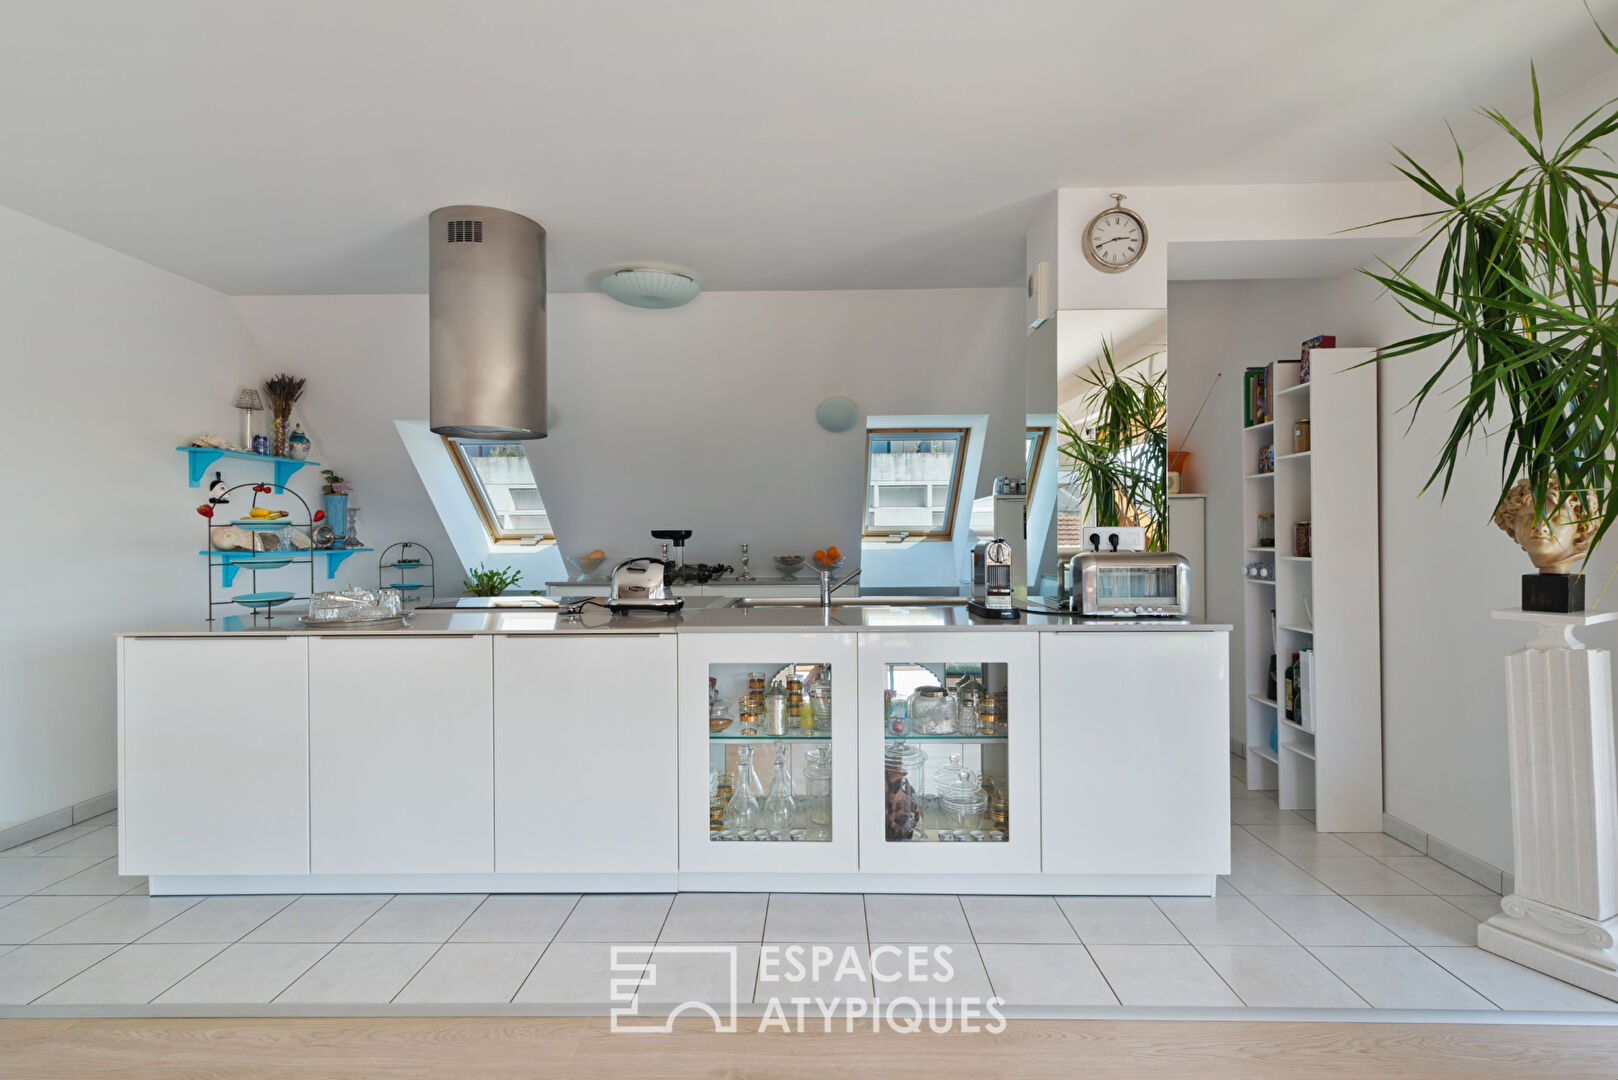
[1071, 551, 1192, 617]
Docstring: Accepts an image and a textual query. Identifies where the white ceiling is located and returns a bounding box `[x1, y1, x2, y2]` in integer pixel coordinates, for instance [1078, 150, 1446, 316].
[1, 0, 1614, 295]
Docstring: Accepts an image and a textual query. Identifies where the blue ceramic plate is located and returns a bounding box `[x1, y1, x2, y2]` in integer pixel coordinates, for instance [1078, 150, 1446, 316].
[393, 559, 421, 567]
[390, 582, 425, 590]
[233, 591, 295, 608]
[233, 518, 292, 531]
[228, 556, 294, 570]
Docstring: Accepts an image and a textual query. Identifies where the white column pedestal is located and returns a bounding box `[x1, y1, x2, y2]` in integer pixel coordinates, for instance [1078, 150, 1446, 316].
[1482, 609, 1618, 1000]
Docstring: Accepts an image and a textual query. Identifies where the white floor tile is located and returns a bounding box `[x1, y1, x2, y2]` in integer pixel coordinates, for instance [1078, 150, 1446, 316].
[1345, 895, 1482, 947]
[512, 941, 653, 1003]
[0, 824, 102, 857]
[346, 893, 485, 943]
[243, 894, 390, 943]
[33, 858, 146, 896]
[1087, 944, 1241, 1006]
[1197, 944, 1366, 1008]
[755, 942, 874, 1004]
[1230, 802, 1307, 827]
[1443, 895, 1504, 922]
[155, 943, 331, 1003]
[978, 942, 1116, 1006]
[555, 894, 674, 942]
[1377, 857, 1496, 897]
[959, 895, 1077, 943]
[869, 941, 992, 1002]
[1338, 832, 1423, 858]
[0, 856, 105, 895]
[36, 827, 118, 859]
[0, 944, 120, 1004]
[1224, 853, 1333, 896]
[274, 942, 437, 1003]
[1288, 856, 1429, 896]
[138, 895, 297, 943]
[1309, 946, 1495, 1009]
[37, 943, 223, 1004]
[659, 893, 768, 942]
[1152, 895, 1293, 946]
[451, 894, 578, 943]
[35, 895, 202, 944]
[1242, 825, 1361, 858]
[394, 942, 545, 1003]
[1244, 894, 1402, 947]
[1057, 897, 1184, 945]
[0, 896, 113, 945]
[864, 895, 972, 942]
[1421, 947, 1618, 1012]
[763, 893, 867, 942]
[1229, 827, 1271, 857]
[636, 942, 762, 1005]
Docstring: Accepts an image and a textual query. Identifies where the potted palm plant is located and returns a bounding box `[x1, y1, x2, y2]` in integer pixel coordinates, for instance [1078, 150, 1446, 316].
[1364, 40, 1617, 610]
[1366, 26, 1618, 1000]
[1057, 340, 1167, 550]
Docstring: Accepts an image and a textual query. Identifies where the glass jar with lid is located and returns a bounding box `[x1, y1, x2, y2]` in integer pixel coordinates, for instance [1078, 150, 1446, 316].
[763, 687, 789, 736]
[936, 756, 989, 829]
[884, 741, 927, 840]
[802, 746, 832, 840]
[954, 672, 985, 736]
[908, 686, 959, 735]
[809, 685, 832, 733]
[737, 696, 760, 737]
[977, 694, 1003, 736]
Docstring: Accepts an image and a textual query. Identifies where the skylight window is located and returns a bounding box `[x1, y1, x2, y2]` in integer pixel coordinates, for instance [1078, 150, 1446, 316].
[864, 428, 969, 540]
[444, 438, 552, 542]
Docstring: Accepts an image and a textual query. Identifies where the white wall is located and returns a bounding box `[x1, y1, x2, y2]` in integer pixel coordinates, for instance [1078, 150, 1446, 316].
[0, 204, 271, 831]
[234, 288, 1027, 584]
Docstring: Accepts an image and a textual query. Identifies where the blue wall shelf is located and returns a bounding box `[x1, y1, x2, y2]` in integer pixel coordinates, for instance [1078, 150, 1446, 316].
[178, 446, 319, 489]
[202, 548, 374, 587]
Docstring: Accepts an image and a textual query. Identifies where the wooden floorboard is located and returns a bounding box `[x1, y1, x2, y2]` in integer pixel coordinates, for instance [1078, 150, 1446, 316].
[2, 1017, 1616, 1079]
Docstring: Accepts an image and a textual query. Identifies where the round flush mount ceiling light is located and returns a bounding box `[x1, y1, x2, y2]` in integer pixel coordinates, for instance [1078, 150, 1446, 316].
[600, 268, 701, 309]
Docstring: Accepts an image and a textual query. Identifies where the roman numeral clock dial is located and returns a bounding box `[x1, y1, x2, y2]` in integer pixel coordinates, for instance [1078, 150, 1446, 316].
[1082, 193, 1148, 273]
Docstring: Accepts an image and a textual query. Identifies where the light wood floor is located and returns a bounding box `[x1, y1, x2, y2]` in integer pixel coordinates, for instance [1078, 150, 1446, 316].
[3, 1017, 1617, 1079]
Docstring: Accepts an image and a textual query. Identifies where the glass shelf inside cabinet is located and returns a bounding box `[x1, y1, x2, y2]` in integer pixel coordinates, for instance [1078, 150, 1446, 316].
[882, 661, 1011, 844]
[708, 661, 834, 843]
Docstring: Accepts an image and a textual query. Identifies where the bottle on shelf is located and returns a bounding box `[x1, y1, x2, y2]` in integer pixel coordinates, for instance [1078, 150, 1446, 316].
[762, 748, 797, 837]
[724, 746, 763, 834]
[802, 746, 832, 840]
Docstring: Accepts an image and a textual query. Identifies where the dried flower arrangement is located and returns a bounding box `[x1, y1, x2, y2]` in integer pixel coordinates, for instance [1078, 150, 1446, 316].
[261, 373, 307, 457]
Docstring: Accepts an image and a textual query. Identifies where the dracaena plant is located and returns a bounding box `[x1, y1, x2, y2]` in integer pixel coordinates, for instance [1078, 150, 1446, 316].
[1363, 23, 1618, 561]
[1057, 338, 1167, 550]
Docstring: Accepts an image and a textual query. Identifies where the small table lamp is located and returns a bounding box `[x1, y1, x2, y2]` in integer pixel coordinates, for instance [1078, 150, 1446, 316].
[232, 388, 264, 450]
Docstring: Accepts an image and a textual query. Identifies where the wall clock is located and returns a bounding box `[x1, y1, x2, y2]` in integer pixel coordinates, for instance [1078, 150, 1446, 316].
[1082, 193, 1147, 273]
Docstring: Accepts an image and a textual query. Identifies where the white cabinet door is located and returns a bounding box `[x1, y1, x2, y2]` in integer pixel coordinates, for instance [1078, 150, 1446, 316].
[120, 636, 311, 876]
[494, 634, 677, 874]
[857, 632, 1042, 874]
[1040, 631, 1230, 876]
[309, 635, 494, 874]
[678, 633, 860, 874]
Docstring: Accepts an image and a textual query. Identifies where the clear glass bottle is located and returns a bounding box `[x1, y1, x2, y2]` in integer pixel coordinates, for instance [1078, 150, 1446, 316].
[955, 672, 985, 736]
[809, 684, 832, 734]
[724, 746, 762, 833]
[763, 748, 797, 836]
[802, 746, 833, 840]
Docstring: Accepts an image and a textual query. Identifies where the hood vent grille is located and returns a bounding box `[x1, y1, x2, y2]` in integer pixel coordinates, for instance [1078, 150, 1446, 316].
[445, 219, 483, 243]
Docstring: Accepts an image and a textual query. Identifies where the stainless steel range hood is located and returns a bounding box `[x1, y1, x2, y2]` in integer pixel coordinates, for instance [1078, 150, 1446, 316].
[429, 205, 547, 440]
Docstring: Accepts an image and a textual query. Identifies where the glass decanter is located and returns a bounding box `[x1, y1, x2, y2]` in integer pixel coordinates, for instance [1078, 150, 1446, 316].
[762, 746, 797, 837]
[724, 746, 763, 834]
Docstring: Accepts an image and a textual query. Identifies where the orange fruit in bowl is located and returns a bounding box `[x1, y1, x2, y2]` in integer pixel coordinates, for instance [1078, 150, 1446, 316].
[827, 545, 842, 561]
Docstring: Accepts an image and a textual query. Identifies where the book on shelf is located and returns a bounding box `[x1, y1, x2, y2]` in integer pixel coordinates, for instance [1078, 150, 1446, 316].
[1299, 649, 1316, 734]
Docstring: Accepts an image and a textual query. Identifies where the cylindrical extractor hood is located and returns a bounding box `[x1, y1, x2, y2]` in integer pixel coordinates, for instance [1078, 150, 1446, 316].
[429, 205, 547, 440]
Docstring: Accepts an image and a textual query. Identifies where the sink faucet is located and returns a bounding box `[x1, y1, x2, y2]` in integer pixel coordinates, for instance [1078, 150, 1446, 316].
[820, 566, 861, 607]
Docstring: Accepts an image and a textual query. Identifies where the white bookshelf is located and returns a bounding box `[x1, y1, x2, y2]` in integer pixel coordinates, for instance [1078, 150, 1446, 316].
[1239, 348, 1383, 832]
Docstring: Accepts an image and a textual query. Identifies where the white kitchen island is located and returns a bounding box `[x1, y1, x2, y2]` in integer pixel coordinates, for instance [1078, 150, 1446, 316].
[117, 602, 1230, 897]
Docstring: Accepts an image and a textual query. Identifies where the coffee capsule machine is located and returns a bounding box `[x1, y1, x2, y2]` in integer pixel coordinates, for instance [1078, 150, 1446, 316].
[969, 538, 1018, 620]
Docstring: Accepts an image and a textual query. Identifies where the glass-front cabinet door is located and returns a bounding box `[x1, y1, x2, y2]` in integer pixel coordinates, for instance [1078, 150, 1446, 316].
[857, 632, 1041, 873]
[678, 632, 860, 874]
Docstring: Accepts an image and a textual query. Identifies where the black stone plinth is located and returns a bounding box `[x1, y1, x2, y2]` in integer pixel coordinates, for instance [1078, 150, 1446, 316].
[1523, 573, 1585, 613]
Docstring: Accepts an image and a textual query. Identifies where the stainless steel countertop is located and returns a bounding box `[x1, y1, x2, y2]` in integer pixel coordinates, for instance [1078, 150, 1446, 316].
[119, 597, 1231, 637]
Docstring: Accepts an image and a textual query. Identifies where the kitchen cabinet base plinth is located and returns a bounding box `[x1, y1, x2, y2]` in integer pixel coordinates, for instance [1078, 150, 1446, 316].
[146, 871, 1215, 897]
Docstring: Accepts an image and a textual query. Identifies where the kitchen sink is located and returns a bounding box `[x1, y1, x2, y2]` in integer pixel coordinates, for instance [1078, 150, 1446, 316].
[730, 595, 970, 608]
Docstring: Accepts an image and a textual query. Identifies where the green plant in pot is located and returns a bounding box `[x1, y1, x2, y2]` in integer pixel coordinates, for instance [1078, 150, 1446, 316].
[1362, 35, 1618, 610]
[463, 563, 522, 597]
[1057, 339, 1167, 551]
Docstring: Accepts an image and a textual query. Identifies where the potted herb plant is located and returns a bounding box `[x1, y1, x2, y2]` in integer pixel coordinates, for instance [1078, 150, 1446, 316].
[462, 564, 522, 597]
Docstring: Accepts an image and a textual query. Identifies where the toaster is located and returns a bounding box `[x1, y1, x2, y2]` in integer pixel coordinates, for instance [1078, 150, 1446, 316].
[1071, 551, 1191, 617]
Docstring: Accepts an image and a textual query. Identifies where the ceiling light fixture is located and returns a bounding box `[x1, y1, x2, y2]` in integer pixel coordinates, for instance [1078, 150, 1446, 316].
[600, 268, 701, 309]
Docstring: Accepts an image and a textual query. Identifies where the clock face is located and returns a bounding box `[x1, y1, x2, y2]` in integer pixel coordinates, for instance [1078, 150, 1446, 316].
[1087, 209, 1145, 270]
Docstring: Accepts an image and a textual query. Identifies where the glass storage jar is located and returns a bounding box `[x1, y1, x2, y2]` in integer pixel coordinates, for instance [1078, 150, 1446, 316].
[809, 685, 832, 733]
[802, 746, 832, 840]
[884, 741, 927, 840]
[977, 694, 1003, 736]
[954, 672, 985, 736]
[737, 696, 760, 737]
[763, 688, 789, 736]
[908, 686, 959, 735]
[936, 755, 988, 829]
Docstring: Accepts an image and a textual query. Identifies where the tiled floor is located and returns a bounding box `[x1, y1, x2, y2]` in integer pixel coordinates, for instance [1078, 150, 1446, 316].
[2, 768, 1616, 1014]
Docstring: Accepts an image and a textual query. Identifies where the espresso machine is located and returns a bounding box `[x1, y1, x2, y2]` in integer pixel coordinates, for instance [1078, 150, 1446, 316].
[968, 538, 1018, 620]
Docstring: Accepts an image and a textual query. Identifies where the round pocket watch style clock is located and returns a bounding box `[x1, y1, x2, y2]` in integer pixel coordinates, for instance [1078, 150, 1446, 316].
[1082, 193, 1147, 273]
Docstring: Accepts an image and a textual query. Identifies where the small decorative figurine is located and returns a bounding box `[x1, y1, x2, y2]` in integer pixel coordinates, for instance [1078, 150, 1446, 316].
[207, 471, 230, 508]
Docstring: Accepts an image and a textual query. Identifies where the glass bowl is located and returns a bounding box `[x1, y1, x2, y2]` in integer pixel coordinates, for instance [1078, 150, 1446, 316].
[562, 552, 608, 580]
[773, 555, 806, 578]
